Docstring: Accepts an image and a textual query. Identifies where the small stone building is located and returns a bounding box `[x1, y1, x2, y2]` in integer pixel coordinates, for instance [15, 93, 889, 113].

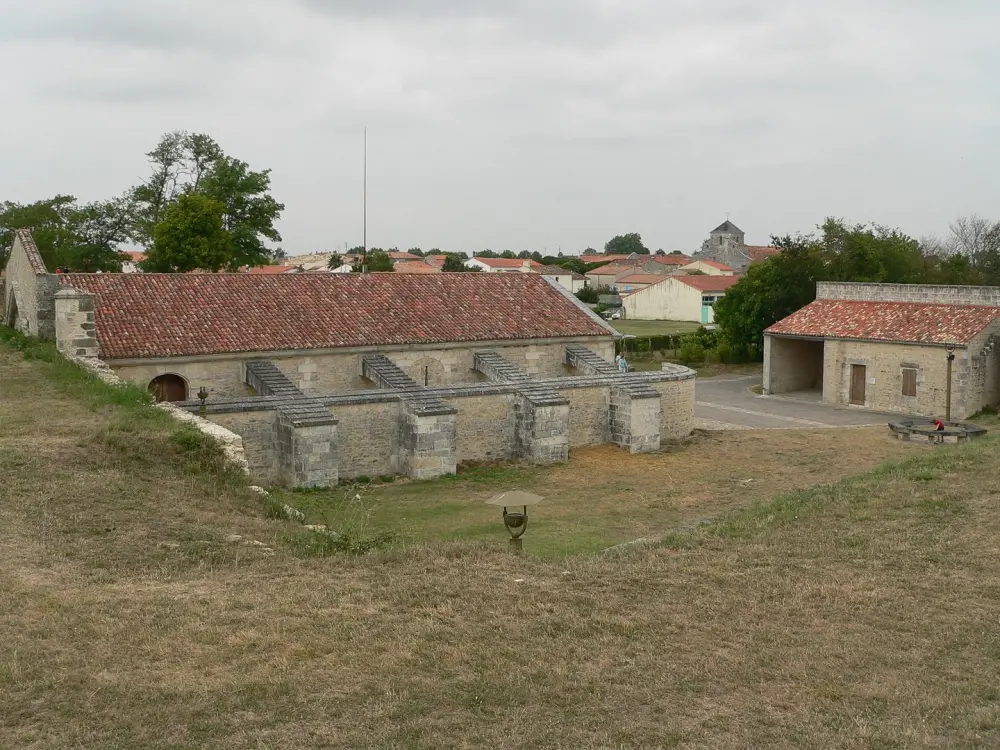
[764, 282, 1000, 419]
[3, 229, 697, 488]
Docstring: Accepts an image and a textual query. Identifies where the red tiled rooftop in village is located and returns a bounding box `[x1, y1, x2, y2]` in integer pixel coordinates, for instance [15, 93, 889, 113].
[674, 275, 742, 292]
[472, 257, 545, 269]
[653, 254, 693, 266]
[693, 259, 734, 271]
[586, 263, 633, 277]
[766, 299, 1000, 346]
[247, 265, 299, 275]
[747, 246, 781, 263]
[616, 273, 665, 285]
[392, 261, 440, 274]
[57, 272, 610, 359]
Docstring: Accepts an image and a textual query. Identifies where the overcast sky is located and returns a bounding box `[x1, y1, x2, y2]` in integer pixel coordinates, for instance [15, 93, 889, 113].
[1, 1, 998, 256]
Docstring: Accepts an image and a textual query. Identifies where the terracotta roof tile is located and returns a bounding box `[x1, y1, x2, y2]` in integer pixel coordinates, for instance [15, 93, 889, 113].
[616, 273, 664, 285]
[653, 254, 692, 265]
[747, 246, 781, 263]
[393, 261, 441, 274]
[57, 272, 610, 359]
[766, 299, 1000, 346]
[15, 229, 47, 274]
[473, 257, 544, 269]
[675, 276, 741, 292]
[694, 259, 734, 271]
[247, 265, 299, 275]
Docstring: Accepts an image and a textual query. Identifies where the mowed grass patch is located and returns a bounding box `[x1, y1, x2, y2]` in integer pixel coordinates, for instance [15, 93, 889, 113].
[275, 429, 924, 558]
[611, 319, 702, 337]
[3, 332, 999, 748]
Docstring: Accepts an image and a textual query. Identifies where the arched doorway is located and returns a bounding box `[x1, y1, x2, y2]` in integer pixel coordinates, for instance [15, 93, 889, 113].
[149, 374, 188, 403]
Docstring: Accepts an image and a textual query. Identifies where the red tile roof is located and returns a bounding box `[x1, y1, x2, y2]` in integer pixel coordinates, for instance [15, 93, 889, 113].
[747, 246, 781, 263]
[388, 251, 421, 261]
[653, 254, 692, 266]
[766, 300, 1000, 346]
[675, 275, 741, 292]
[247, 264, 299, 275]
[616, 273, 664, 285]
[693, 259, 734, 271]
[472, 257, 544, 269]
[393, 261, 440, 274]
[16, 229, 47, 274]
[57, 272, 610, 359]
[586, 263, 633, 277]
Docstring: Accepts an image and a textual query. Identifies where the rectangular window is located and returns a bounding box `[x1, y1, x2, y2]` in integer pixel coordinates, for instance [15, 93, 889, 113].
[902, 367, 917, 397]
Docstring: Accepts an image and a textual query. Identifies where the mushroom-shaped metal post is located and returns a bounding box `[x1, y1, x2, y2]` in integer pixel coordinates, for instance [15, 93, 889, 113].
[486, 491, 543, 554]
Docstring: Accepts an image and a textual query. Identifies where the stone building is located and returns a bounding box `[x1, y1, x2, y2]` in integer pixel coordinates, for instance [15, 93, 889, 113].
[764, 282, 1000, 419]
[3, 229, 697, 488]
[693, 220, 780, 273]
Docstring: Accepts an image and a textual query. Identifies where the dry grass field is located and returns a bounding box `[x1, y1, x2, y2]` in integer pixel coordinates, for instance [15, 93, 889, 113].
[3, 330, 1000, 749]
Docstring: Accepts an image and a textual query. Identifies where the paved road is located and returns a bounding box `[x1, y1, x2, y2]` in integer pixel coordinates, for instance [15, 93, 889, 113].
[695, 375, 894, 430]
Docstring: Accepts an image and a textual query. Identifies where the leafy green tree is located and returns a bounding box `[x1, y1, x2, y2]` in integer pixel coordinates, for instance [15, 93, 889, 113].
[442, 254, 479, 272]
[0, 195, 130, 272]
[352, 250, 394, 272]
[326, 254, 343, 269]
[130, 131, 284, 271]
[604, 233, 648, 255]
[407, 247, 424, 257]
[143, 194, 230, 273]
[200, 156, 284, 270]
[715, 218, 941, 360]
[575, 286, 599, 303]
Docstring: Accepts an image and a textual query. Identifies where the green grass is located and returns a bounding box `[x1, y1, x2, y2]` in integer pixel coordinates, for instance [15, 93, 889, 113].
[611, 319, 702, 336]
[4, 328, 1000, 748]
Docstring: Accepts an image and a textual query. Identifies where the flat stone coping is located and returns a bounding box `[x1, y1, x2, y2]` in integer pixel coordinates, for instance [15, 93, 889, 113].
[175, 366, 696, 415]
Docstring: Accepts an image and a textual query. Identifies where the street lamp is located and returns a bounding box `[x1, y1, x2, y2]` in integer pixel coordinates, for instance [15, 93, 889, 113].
[945, 345, 956, 422]
[486, 491, 543, 554]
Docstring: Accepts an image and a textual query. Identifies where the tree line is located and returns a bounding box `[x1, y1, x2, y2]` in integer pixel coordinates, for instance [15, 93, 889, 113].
[715, 216, 1000, 360]
[0, 131, 284, 273]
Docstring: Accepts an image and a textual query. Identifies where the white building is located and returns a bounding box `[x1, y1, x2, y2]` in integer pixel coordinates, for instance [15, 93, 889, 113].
[622, 275, 740, 324]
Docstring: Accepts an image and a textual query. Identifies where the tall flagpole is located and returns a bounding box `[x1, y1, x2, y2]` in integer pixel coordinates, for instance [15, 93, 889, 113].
[362, 126, 367, 273]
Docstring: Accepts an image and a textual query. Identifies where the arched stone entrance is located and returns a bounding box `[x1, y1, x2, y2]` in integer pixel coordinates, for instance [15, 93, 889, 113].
[407, 357, 445, 387]
[149, 374, 188, 403]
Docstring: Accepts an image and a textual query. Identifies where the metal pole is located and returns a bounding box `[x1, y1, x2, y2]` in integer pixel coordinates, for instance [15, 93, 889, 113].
[946, 351, 954, 421]
[362, 126, 367, 274]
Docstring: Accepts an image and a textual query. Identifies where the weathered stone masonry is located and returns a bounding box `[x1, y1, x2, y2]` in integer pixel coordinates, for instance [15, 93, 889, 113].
[175, 351, 696, 487]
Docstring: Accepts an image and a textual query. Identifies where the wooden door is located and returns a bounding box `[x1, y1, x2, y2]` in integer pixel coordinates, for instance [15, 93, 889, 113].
[850, 365, 866, 405]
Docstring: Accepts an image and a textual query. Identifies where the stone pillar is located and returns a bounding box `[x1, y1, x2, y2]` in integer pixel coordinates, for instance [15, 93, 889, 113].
[54, 288, 98, 358]
[610, 387, 662, 454]
[515, 396, 570, 464]
[401, 403, 457, 480]
[276, 412, 339, 489]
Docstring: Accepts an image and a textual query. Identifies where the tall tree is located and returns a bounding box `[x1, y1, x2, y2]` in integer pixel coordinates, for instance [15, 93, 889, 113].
[604, 233, 648, 255]
[352, 250, 394, 272]
[0, 195, 129, 273]
[442, 254, 479, 272]
[200, 156, 284, 270]
[143, 194, 230, 273]
[130, 131, 284, 271]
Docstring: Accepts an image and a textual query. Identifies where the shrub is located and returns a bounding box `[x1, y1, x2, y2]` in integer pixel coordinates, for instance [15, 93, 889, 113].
[678, 341, 706, 363]
[575, 286, 599, 304]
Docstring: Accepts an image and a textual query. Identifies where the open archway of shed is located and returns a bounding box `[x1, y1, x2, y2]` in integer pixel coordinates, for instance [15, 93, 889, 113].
[149, 374, 188, 403]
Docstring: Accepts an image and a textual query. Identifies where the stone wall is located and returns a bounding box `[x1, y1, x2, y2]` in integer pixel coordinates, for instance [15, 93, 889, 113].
[455, 394, 517, 463]
[2, 229, 58, 339]
[763, 336, 824, 394]
[567, 387, 611, 447]
[335, 401, 400, 479]
[54, 288, 98, 358]
[822, 339, 968, 418]
[818, 281, 1000, 306]
[208, 411, 279, 485]
[110, 337, 615, 397]
[653, 375, 696, 440]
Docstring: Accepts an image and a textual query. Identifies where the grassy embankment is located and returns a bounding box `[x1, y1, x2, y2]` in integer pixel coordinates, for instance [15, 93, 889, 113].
[2, 329, 999, 748]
